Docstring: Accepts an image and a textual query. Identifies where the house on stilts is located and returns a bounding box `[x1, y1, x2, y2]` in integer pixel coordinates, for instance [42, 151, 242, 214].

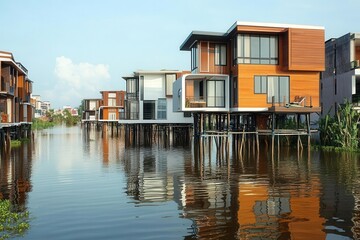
[173, 21, 325, 148]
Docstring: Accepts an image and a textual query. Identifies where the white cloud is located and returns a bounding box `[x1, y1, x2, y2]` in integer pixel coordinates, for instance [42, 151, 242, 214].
[51, 56, 110, 108]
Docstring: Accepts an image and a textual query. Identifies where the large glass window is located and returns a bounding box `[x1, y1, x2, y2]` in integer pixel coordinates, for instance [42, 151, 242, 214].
[126, 78, 138, 94]
[236, 34, 278, 65]
[143, 101, 155, 120]
[267, 76, 289, 103]
[215, 44, 227, 66]
[254, 76, 267, 94]
[157, 98, 167, 119]
[207, 80, 225, 107]
[191, 45, 198, 71]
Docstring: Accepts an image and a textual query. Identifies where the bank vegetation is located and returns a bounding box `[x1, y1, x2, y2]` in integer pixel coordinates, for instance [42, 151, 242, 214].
[32, 109, 80, 130]
[318, 100, 360, 151]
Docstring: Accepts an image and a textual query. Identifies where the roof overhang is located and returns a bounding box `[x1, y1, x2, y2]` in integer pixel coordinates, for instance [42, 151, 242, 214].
[180, 31, 227, 51]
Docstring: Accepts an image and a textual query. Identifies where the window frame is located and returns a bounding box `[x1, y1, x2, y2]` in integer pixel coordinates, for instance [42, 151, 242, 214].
[236, 34, 278, 65]
[157, 98, 167, 120]
[215, 44, 227, 66]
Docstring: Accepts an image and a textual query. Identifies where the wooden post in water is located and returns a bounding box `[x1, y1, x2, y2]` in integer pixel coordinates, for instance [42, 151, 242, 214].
[306, 113, 311, 148]
[271, 113, 275, 160]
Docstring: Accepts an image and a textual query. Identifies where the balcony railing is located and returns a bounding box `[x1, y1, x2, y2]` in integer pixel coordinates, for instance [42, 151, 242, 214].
[185, 96, 225, 108]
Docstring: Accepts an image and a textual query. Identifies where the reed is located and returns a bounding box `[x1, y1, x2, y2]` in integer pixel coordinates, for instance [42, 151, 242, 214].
[319, 100, 360, 149]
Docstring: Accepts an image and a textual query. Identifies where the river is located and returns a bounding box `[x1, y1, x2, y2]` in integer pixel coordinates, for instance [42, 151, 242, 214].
[1, 125, 360, 239]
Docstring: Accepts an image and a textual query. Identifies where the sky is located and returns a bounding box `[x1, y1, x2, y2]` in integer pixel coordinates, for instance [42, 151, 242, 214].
[1, 0, 359, 109]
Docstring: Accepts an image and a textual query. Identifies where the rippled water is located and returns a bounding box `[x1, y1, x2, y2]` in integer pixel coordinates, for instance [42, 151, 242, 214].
[1, 125, 360, 239]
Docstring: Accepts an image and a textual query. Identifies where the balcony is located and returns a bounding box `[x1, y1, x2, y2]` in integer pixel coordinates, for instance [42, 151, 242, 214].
[0, 83, 14, 96]
[186, 97, 206, 108]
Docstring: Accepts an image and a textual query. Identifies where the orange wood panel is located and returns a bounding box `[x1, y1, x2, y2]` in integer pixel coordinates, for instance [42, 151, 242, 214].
[103, 108, 109, 120]
[288, 28, 325, 71]
[356, 46, 360, 61]
[235, 65, 320, 108]
[200, 41, 209, 72]
[185, 80, 194, 98]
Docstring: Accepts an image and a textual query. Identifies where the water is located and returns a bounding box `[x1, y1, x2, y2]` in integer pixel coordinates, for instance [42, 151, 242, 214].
[1, 125, 360, 239]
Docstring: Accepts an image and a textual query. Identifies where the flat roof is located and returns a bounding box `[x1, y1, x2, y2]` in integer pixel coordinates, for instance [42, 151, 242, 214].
[227, 21, 324, 33]
[180, 21, 325, 51]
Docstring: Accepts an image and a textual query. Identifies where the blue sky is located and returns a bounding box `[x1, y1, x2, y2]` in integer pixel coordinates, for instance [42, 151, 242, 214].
[1, 0, 359, 108]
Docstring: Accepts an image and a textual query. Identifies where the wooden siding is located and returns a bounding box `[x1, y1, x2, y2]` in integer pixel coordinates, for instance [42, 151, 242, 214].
[198, 41, 230, 74]
[235, 65, 320, 108]
[288, 28, 325, 71]
[355, 46, 360, 61]
[102, 107, 119, 120]
[200, 42, 209, 72]
[185, 80, 194, 99]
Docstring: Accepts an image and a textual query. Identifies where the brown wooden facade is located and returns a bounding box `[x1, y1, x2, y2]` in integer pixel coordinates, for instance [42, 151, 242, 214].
[0, 51, 33, 124]
[99, 91, 125, 121]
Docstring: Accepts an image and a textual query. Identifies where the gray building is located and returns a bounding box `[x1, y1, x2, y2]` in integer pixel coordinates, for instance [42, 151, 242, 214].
[321, 33, 360, 116]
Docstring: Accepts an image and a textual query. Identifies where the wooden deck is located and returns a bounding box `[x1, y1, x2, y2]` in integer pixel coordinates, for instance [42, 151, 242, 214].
[268, 106, 321, 113]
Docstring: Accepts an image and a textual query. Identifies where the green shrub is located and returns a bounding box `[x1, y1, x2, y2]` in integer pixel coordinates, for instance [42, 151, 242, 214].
[0, 200, 30, 239]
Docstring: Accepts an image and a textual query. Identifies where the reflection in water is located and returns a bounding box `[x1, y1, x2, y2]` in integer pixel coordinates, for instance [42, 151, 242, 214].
[0, 140, 33, 211]
[1, 126, 360, 239]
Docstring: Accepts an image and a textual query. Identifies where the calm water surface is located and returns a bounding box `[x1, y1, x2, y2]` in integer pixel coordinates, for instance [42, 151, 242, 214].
[1, 125, 360, 239]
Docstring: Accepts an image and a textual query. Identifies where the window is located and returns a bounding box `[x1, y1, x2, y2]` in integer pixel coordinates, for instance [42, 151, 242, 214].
[143, 101, 155, 120]
[127, 78, 138, 94]
[109, 112, 116, 120]
[191, 45, 198, 71]
[126, 100, 139, 120]
[215, 44, 226, 66]
[236, 34, 278, 65]
[157, 98, 167, 120]
[231, 76, 238, 107]
[207, 80, 225, 107]
[254, 76, 267, 94]
[267, 76, 289, 103]
[108, 98, 116, 106]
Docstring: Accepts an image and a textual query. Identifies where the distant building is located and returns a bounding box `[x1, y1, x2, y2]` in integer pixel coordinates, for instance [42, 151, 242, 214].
[0, 51, 33, 123]
[82, 99, 101, 121]
[321, 33, 360, 116]
[99, 91, 125, 121]
[40, 101, 51, 116]
[62, 105, 79, 116]
[121, 70, 193, 124]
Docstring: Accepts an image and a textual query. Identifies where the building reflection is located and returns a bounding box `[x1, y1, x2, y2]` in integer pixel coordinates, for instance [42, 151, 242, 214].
[0, 141, 33, 210]
[115, 134, 360, 239]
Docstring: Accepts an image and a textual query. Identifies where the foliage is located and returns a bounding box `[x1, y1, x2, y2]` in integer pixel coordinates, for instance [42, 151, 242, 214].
[0, 200, 30, 239]
[62, 109, 80, 126]
[32, 109, 80, 129]
[32, 118, 55, 130]
[319, 100, 360, 149]
[10, 140, 22, 148]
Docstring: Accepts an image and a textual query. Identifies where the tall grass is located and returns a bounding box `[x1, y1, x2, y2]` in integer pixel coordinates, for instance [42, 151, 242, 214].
[31, 119, 55, 130]
[319, 100, 360, 149]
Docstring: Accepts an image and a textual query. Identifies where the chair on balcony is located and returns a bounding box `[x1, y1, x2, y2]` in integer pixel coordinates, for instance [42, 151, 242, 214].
[286, 96, 305, 108]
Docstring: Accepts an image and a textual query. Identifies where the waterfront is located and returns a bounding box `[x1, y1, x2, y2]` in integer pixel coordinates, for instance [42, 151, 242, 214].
[1, 125, 360, 239]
